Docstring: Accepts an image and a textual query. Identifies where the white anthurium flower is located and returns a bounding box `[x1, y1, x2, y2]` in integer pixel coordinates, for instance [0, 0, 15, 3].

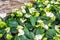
[20, 18, 27, 23]
[17, 25, 23, 30]
[43, 25, 48, 30]
[35, 25, 40, 27]
[37, 20, 43, 23]
[50, 13, 54, 17]
[46, 4, 51, 8]
[46, 12, 54, 17]
[29, 8, 35, 13]
[34, 34, 43, 40]
[56, 33, 60, 37]
[54, 2, 60, 4]
[37, 20, 45, 27]
[55, 25, 60, 33]
[21, 6, 25, 9]
[51, 1, 60, 4]
[45, 0, 49, 3]
[21, 9, 26, 13]
[18, 29, 24, 36]
[5, 27, 10, 33]
[0, 12, 7, 18]
[24, 14, 31, 18]
[46, 12, 51, 17]
[38, 5, 42, 7]
[44, 0, 49, 5]
[21, 6, 26, 13]
[51, 1, 55, 4]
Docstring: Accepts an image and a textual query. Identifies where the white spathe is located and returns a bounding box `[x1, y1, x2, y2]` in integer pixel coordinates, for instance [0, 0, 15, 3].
[0, 12, 7, 18]
[55, 25, 60, 32]
[44, 25, 48, 30]
[17, 25, 23, 30]
[29, 8, 35, 13]
[21, 6, 25, 9]
[5, 27, 10, 33]
[18, 29, 24, 36]
[21, 6, 26, 13]
[20, 18, 27, 23]
[46, 4, 51, 8]
[56, 33, 60, 37]
[35, 34, 43, 40]
[24, 14, 31, 18]
[46, 12, 54, 17]
[37, 20, 43, 23]
[21, 9, 26, 13]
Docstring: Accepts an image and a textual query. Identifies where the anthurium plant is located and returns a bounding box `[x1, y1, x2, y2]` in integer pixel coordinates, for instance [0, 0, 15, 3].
[0, 0, 60, 40]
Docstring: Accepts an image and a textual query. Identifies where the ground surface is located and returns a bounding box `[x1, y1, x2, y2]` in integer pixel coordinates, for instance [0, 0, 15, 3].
[0, 0, 33, 18]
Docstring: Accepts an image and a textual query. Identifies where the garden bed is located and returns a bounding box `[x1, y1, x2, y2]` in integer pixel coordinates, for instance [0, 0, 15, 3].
[0, 0, 60, 40]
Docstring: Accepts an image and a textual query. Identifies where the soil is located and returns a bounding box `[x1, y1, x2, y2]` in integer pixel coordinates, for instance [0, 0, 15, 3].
[0, 0, 33, 18]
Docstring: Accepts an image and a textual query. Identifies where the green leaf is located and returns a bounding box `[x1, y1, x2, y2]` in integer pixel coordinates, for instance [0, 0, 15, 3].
[30, 16, 36, 26]
[25, 23, 33, 30]
[7, 19, 18, 27]
[23, 27, 34, 40]
[0, 34, 3, 38]
[23, 27, 29, 36]
[28, 32, 34, 40]
[19, 35, 28, 40]
[46, 29, 56, 38]
[35, 28, 45, 34]
[14, 36, 21, 40]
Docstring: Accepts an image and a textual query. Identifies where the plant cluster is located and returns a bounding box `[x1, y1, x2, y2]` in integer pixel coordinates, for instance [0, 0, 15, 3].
[0, 0, 60, 40]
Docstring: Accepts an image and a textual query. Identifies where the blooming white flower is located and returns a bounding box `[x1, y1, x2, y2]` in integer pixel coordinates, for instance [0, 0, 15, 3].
[29, 8, 35, 13]
[20, 18, 27, 23]
[0, 12, 7, 18]
[21, 6, 25, 9]
[5, 27, 10, 33]
[54, 2, 60, 4]
[44, 0, 49, 5]
[46, 4, 51, 8]
[45, 0, 49, 3]
[43, 25, 48, 30]
[55, 25, 60, 33]
[18, 29, 24, 36]
[37, 20, 43, 23]
[34, 34, 43, 40]
[46, 12, 54, 17]
[24, 14, 31, 18]
[17, 25, 23, 30]
[35, 25, 40, 27]
[51, 1, 55, 4]
[38, 5, 42, 7]
[56, 33, 60, 37]
[21, 6, 26, 13]
[51, 1, 60, 4]
[21, 9, 26, 13]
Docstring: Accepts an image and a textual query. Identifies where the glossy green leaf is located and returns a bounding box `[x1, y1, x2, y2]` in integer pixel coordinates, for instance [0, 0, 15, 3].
[30, 16, 36, 26]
